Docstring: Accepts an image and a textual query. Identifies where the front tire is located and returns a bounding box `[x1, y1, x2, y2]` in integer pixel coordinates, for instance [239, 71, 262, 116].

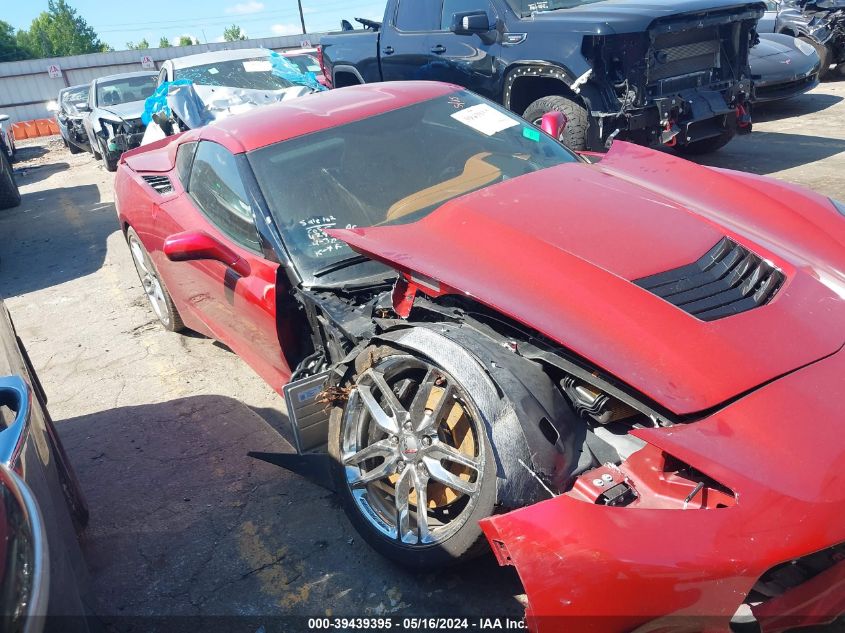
[329, 347, 497, 569]
[126, 227, 184, 332]
[98, 137, 118, 172]
[68, 141, 82, 155]
[523, 94, 590, 151]
[674, 128, 736, 155]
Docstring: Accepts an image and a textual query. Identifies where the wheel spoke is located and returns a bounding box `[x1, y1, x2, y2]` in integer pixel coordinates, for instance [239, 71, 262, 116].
[425, 440, 479, 471]
[414, 469, 431, 543]
[395, 467, 413, 543]
[344, 439, 394, 466]
[423, 456, 478, 496]
[348, 454, 398, 488]
[130, 242, 149, 274]
[358, 368, 409, 434]
[408, 368, 437, 422]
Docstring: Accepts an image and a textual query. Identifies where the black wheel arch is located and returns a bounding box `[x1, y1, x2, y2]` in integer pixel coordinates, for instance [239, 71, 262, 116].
[503, 61, 597, 115]
[353, 324, 587, 508]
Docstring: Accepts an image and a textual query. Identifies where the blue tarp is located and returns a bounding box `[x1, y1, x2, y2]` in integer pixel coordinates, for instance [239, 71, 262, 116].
[142, 79, 193, 126]
[269, 51, 326, 92]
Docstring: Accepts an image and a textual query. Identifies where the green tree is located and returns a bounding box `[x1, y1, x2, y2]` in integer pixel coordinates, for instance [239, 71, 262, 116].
[159, 36, 171, 48]
[126, 38, 150, 50]
[177, 35, 196, 46]
[0, 20, 30, 62]
[223, 24, 247, 42]
[16, 0, 105, 59]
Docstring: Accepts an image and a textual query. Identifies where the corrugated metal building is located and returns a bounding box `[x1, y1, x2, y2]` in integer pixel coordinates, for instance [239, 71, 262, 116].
[0, 33, 326, 124]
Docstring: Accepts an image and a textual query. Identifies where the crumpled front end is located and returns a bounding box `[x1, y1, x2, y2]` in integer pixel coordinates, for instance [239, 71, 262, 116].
[581, 3, 762, 148]
[480, 343, 845, 632]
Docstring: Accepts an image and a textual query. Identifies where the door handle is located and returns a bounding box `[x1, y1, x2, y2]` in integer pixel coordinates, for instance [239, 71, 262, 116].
[0, 375, 31, 467]
[383, 46, 395, 55]
[431, 44, 447, 54]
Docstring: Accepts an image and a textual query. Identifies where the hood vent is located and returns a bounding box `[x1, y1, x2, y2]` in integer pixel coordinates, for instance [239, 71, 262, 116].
[142, 175, 173, 195]
[634, 237, 784, 321]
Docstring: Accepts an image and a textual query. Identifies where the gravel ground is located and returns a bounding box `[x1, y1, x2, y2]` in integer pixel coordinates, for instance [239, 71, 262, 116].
[2, 77, 845, 632]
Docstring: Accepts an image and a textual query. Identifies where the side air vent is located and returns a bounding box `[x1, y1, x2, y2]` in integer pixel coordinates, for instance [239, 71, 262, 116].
[634, 237, 784, 321]
[142, 175, 174, 195]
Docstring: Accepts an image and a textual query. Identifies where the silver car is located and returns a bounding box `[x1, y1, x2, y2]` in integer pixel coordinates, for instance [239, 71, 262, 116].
[81, 71, 157, 172]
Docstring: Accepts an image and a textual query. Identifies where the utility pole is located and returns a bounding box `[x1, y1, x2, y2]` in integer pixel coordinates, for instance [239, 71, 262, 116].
[297, 0, 307, 35]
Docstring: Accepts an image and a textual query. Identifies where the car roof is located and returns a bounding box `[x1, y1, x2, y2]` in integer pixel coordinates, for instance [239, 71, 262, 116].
[171, 47, 272, 70]
[94, 71, 157, 85]
[281, 48, 318, 55]
[195, 81, 462, 154]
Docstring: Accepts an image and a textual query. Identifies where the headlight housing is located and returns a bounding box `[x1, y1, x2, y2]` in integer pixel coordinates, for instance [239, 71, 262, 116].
[794, 38, 817, 56]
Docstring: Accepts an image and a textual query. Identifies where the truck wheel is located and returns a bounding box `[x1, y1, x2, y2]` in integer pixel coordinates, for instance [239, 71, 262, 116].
[329, 346, 497, 569]
[523, 95, 590, 151]
[0, 148, 21, 210]
[674, 128, 736, 155]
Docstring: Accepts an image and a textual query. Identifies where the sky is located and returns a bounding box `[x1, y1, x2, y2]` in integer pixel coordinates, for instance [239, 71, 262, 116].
[4, 0, 387, 49]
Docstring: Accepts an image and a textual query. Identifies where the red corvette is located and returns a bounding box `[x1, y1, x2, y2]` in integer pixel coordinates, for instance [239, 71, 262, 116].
[114, 81, 845, 631]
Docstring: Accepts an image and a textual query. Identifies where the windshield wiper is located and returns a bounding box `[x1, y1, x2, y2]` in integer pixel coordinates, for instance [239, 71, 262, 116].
[312, 254, 372, 278]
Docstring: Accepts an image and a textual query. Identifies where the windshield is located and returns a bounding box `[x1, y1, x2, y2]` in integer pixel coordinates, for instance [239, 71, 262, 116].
[174, 57, 295, 90]
[284, 54, 321, 74]
[62, 87, 89, 106]
[249, 91, 579, 282]
[96, 76, 156, 107]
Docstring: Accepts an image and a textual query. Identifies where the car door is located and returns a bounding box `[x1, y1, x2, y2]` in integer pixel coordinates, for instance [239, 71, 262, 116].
[153, 140, 292, 392]
[379, 0, 440, 81]
[423, 0, 502, 99]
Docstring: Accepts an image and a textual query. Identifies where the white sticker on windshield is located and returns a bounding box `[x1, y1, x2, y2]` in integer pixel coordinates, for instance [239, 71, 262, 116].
[451, 103, 519, 136]
[243, 60, 272, 72]
[207, 67, 219, 74]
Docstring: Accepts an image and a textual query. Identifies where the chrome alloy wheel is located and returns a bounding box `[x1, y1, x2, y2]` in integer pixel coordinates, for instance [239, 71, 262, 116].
[341, 356, 485, 546]
[129, 237, 170, 327]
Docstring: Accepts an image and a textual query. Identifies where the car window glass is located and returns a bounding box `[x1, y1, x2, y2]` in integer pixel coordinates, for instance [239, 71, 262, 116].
[96, 75, 157, 106]
[249, 91, 579, 276]
[441, 0, 492, 29]
[764, 0, 778, 9]
[188, 142, 261, 252]
[394, 0, 440, 30]
[175, 142, 198, 185]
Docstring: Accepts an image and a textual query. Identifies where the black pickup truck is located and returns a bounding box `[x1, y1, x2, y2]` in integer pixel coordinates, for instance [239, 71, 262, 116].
[319, 0, 766, 153]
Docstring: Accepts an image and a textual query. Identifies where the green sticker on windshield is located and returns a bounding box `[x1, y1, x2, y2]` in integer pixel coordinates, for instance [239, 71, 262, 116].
[523, 126, 541, 142]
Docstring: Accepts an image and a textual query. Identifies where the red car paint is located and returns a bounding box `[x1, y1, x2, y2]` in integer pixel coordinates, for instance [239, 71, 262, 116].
[479, 342, 845, 632]
[115, 81, 845, 630]
[330, 140, 845, 415]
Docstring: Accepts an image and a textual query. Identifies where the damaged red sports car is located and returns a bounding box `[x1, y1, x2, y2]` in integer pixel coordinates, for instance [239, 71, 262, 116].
[113, 81, 845, 632]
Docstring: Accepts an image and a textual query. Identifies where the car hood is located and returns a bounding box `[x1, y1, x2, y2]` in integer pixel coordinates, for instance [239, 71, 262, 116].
[751, 35, 798, 59]
[528, 0, 765, 34]
[97, 100, 147, 121]
[329, 141, 845, 415]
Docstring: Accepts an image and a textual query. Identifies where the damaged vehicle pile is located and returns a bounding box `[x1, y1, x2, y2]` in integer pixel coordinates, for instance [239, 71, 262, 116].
[114, 82, 845, 631]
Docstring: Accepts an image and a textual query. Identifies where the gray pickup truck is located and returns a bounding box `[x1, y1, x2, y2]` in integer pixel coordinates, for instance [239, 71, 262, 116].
[319, 0, 766, 153]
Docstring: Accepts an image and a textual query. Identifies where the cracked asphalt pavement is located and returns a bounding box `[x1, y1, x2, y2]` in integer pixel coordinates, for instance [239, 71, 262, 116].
[1, 78, 844, 631]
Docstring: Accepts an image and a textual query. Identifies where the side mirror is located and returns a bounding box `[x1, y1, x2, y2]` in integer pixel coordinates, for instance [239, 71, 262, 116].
[163, 231, 251, 277]
[540, 111, 568, 140]
[0, 114, 9, 123]
[451, 11, 490, 35]
[76, 102, 91, 113]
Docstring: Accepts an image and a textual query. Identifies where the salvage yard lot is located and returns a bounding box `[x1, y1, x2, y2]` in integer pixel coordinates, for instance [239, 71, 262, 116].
[2, 79, 845, 629]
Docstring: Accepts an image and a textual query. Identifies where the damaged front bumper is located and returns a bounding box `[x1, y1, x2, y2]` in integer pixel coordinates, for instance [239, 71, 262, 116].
[481, 344, 845, 633]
